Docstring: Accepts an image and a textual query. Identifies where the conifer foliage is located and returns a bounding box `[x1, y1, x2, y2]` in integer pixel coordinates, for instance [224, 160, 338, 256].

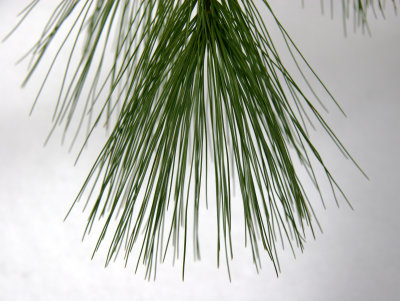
[11, 0, 394, 279]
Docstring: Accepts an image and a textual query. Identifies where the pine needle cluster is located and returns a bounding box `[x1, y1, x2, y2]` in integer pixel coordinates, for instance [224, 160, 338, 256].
[9, 0, 392, 280]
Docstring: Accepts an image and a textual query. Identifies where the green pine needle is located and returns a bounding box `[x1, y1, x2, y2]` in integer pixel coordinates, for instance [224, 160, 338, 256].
[10, 0, 390, 280]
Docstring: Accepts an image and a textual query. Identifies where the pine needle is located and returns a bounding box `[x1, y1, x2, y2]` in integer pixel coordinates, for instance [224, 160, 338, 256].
[9, 0, 389, 280]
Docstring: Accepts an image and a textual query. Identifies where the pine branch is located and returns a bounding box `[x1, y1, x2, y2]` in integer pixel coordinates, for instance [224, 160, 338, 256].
[8, 0, 392, 280]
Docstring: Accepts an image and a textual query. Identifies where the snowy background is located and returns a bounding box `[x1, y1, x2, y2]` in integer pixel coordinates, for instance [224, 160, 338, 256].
[1, 1, 399, 300]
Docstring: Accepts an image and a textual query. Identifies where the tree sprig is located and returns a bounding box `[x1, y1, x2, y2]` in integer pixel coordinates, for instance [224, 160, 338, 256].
[9, 0, 387, 280]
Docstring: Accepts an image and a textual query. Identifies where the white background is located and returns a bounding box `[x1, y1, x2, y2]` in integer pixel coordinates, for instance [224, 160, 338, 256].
[1, 1, 399, 300]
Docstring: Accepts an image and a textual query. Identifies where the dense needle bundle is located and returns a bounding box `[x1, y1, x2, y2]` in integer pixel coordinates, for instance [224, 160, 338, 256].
[12, 0, 393, 280]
